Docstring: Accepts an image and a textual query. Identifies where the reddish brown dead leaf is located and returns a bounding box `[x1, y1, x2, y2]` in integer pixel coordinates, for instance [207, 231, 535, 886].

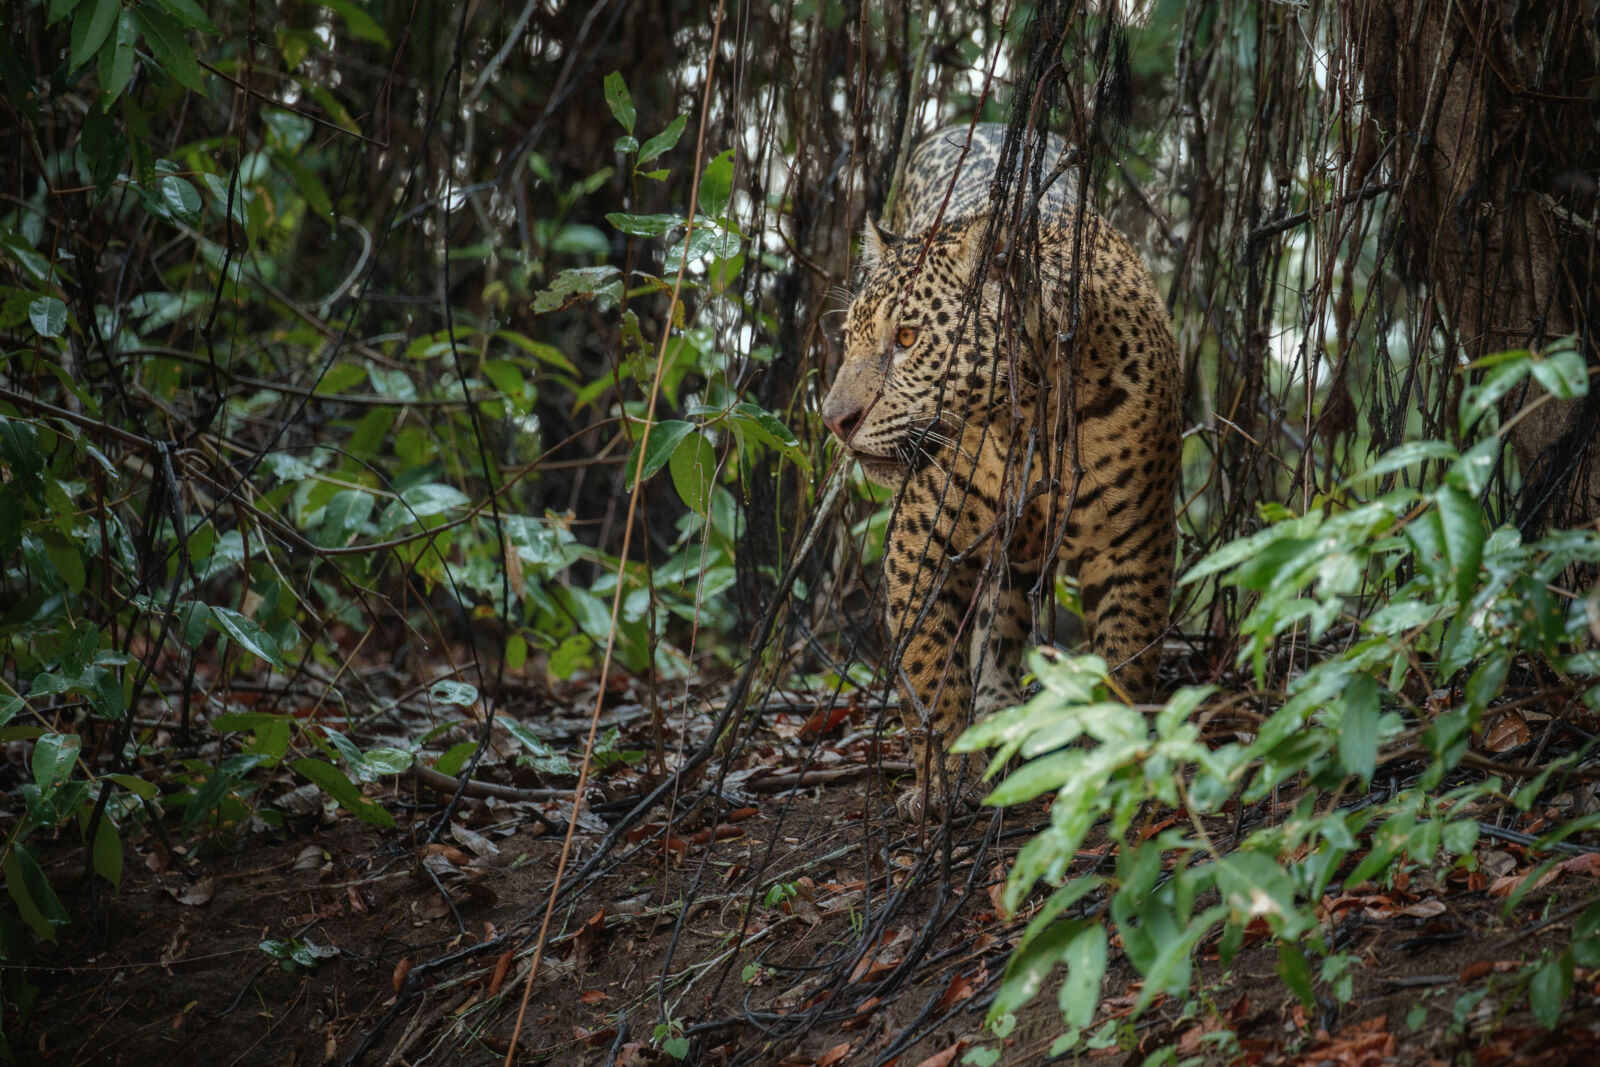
[843, 996, 882, 1031]
[488, 951, 512, 995]
[1459, 959, 1493, 983]
[802, 705, 854, 738]
[933, 971, 974, 1015]
[910, 1042, 966, 1067]
[690, 824, 745, 846]
[392, 957, 413, 993]
[419, 843, 474, 866]
[575, 1026, 617, 1048]
[1535, 852, 1600, 891]
[727, 806, 760, 821]
[1398, 898, 1447, 918]
[1488, 873, 1526, 898]
[817, 1042, 853, 1067]
[1483, 711, 1532, 753]
[579, 989, 610, 1005]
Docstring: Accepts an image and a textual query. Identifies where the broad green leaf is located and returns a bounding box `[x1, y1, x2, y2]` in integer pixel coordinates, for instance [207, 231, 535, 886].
[625, 419, 696, 489]
[1529, 339, 1588, 400]
[210, 606, 286, 668]
[1434, 485, 1487, 604]
[320, 0, 391, 45]
[531, 265, 621, 314]
[1352, 439, 1457, 485]
[69, 0, 119, 69]
[93, 812, 123, 888]
[1276, 942, 1315, 1009]
[602, 71, 635, 133]
[482, 359, 525, 399]
[638, 114, 688, 164]
[131, 8, 206, 93]
[990, 917, 1088, 1019]
[318, 488, 374, 546]
[161, 175, 202, 226]
[29, 296, 67, 338]
[98, 13, 139, 100]
[290, 758, 395, 827]
[109, 772, 158, 799]
[697, 148, 735, 218]
[606, 212, 681, 238]
[1056, 923, 1108, 1029]
[1459, 357, 1530, 434]
[429, 679, 479, 707]
[360, 747, 413, 776]
[4, 844, 68, 941]
[1530, 952, 1573, 1029]
[668, 430, 717, 514]
[32, 732, 79, 788]
[1446, 437, 1499, 496]
[152, 0, 220, 33]
[1337, 674, 1379, 783]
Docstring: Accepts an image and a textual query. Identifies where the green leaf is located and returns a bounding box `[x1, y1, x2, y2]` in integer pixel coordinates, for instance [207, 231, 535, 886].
[291, 758, 395, 827]
[319, 0, 391, 45]
[1529, 340, 1588, 400]
[152, 0, 220, 33]
[625, 419, 696, 489]
[1276, 942, 1315, 1009]
[1353, 439, 1458, 485]
[32, 732, 79, 789]
[98, 12, 139, 100]
[668, 430, 717, 514]
[1056, 922, 1108, 1029]
[429, 680, 479, 707]
[109, 772, 158, 799]
[131, 7, 206, 93]
[638, 114, 688, 164]
[1529, 952, 1572, 1029]
[1337, 674, 1379, 783]
[1459, 357, 1531, 434]
[531, 265, 621, 314]
[1434, 485, 1487, 605]
[697, 148, 735, 218]
[161, 175, 202, 226]
[606, 212, 681, 238]
[4, 844, 69, 942]
[991, 917, 1088, 1019]
[70, 0, 119, 69]
[209, 606, 286, 668]
[29, 297, 67, 338]
[603, 71, 635, 133]
[318, 488, 374, 546]
[92, 812, 123, 888]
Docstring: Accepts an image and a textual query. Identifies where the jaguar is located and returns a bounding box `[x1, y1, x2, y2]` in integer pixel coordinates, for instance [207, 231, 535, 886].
[820, 122, 1182, 818]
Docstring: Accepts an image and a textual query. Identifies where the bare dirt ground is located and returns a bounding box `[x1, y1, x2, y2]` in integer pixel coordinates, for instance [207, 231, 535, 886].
[15, 668, 1600, 1066]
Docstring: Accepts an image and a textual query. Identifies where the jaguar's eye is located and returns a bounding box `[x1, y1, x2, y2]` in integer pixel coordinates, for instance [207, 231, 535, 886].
[895, 326, 919, 349]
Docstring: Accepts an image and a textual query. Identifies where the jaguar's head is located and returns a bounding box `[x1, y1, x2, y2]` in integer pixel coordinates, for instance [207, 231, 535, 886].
[821, 217, 1005, 486]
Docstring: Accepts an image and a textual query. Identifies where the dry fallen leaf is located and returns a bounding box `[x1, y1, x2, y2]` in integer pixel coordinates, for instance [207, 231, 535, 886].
[909, 1041, 966, 1067]
[488, 952, 512, 995]
[1483, 710, 1531, 753]
[171, 877, 215, 907]
[392, 957, 413, 993]
[579, 989, 610, 1005]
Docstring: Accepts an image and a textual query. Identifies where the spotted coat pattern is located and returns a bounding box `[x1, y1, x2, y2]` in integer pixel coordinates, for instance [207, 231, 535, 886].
[820, 123, 1181, 817]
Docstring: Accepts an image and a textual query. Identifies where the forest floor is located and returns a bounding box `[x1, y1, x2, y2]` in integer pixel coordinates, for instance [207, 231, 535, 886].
[18, 660, 1600, 1067]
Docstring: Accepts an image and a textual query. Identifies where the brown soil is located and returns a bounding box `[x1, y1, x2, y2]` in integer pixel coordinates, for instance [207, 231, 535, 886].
[13, 692, 1600, 1067]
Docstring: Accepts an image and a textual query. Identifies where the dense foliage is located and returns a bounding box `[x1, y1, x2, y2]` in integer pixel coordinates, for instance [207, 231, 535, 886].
[1, 0, 1596, 1062]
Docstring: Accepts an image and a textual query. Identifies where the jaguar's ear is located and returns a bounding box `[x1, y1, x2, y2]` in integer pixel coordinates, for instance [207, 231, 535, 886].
[957, 221, 1012, 284]
[860, 216, 899, 267]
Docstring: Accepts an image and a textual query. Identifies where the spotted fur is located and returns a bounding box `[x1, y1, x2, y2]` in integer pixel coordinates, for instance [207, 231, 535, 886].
[821, 123, 1181, 818]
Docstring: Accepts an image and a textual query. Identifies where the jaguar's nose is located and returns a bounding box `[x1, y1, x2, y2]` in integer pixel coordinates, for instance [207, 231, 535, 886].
[823, 403, 864, 444]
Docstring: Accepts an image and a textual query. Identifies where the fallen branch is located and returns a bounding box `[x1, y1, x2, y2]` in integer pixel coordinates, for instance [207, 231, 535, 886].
[746, 762, 914, 794]
[410, 765, 572, 803]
